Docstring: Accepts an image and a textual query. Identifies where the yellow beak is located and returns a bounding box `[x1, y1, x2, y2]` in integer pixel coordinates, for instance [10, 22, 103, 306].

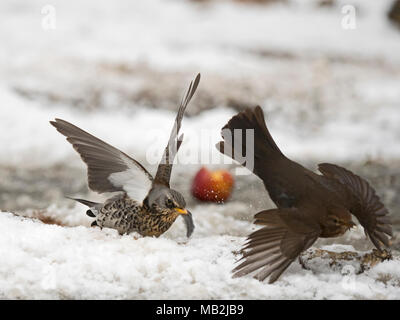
[175, 208, 188, 215]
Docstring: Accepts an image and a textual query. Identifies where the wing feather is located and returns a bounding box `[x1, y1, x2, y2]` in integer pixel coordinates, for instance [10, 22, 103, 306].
[318, 163, 392, 251]
[154, 73, 200, 186]
[233, 208, 320, 283]
[50, 119, 153, 201]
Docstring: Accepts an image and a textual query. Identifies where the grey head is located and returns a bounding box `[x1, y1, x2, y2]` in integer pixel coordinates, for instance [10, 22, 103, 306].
[146, 186, 186, 212]
[145, 185, 194, 237]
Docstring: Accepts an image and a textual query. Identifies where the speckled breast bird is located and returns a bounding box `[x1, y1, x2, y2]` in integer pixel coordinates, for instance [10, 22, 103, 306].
[50, 74, 200, 238]
[217, 106, 392, 283]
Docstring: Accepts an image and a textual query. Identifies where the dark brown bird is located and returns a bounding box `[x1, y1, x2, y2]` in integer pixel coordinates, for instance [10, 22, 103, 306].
[217, 106, 392, 283]
[50, 74, 200, 238]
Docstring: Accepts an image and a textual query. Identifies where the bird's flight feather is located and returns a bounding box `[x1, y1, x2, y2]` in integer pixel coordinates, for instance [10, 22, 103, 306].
[50, 119, 153, 201]
[154, 73, 201, 186]
[234, 208, 320, 283]
[318, 163, 392, 251]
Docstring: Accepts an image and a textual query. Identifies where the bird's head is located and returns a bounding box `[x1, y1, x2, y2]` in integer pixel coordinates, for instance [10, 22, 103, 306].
[146, 186, 188, 215]
[322, 207, 356, 237]
[144, 186, 195, 237]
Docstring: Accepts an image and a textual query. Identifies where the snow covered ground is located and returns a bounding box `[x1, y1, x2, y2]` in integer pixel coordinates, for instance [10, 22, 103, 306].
[1, 0, 400, 299]
[1, 209, 400, 300]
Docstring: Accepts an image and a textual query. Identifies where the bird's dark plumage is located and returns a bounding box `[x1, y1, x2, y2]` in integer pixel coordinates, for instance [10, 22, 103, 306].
[217, 106, 392, 283]
[51, 74, 200, 238]
[318, 163, 392, 250]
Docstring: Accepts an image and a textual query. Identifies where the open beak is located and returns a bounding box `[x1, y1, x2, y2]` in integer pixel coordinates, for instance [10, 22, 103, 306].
[175, 208, 188, 215]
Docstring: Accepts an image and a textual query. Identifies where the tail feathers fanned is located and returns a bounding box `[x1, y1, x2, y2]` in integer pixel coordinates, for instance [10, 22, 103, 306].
[217, 106, 284, 176]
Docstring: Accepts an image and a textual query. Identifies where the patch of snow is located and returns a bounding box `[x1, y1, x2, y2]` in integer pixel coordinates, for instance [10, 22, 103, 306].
[0, 211, 399, 299]
[320, 244, 356, 252]
[1, 83, 399, 170]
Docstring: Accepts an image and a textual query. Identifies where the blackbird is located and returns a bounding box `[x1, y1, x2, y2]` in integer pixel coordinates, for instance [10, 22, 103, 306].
[50, 74, 200, 238]
[217, 106, 392, 283]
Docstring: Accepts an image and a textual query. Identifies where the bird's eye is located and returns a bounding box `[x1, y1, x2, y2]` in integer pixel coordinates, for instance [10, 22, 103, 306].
[166, 198, 174, 208]
[333, 218, 339, 224]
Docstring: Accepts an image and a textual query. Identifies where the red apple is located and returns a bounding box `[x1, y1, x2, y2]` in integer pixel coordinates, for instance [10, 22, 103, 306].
[191, 167, 234, 203]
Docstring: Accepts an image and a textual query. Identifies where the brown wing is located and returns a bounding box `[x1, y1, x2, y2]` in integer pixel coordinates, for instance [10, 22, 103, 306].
[318, 163, 392, 251]
[233, 208, 320, 283]
[50, 119, 153, 201]
[154, 73, 200, 187]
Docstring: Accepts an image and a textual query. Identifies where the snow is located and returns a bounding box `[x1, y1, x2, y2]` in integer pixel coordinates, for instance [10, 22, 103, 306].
[2, 0, 400, 68]
[0, 0, 400, 167]
[0, 81, 399, 168]
[1, 0, 400, 299]
[1, 0, 400, 166]
[0, 210, 399, 299]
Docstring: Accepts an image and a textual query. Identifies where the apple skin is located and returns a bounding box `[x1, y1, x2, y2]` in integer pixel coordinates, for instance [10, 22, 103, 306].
[191, 167, 234, 203]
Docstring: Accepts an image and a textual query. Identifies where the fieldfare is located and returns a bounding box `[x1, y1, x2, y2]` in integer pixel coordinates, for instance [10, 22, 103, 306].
[50, 74, 200, 238]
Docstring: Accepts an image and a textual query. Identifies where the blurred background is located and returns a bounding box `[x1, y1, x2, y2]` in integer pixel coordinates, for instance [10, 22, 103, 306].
[0, 0, 399, 243]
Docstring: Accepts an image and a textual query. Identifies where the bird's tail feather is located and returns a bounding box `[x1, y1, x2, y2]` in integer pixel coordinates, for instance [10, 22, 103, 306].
[216, 106, 284, 176]
[66, 197, 100, 217]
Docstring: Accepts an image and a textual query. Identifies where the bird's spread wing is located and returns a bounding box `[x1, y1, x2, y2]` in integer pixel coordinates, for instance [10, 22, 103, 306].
[318, 163, 392, 251]
[154, 73, 200, 187]
[50, 119, 153, 201]
[233, 208, 320, 283]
